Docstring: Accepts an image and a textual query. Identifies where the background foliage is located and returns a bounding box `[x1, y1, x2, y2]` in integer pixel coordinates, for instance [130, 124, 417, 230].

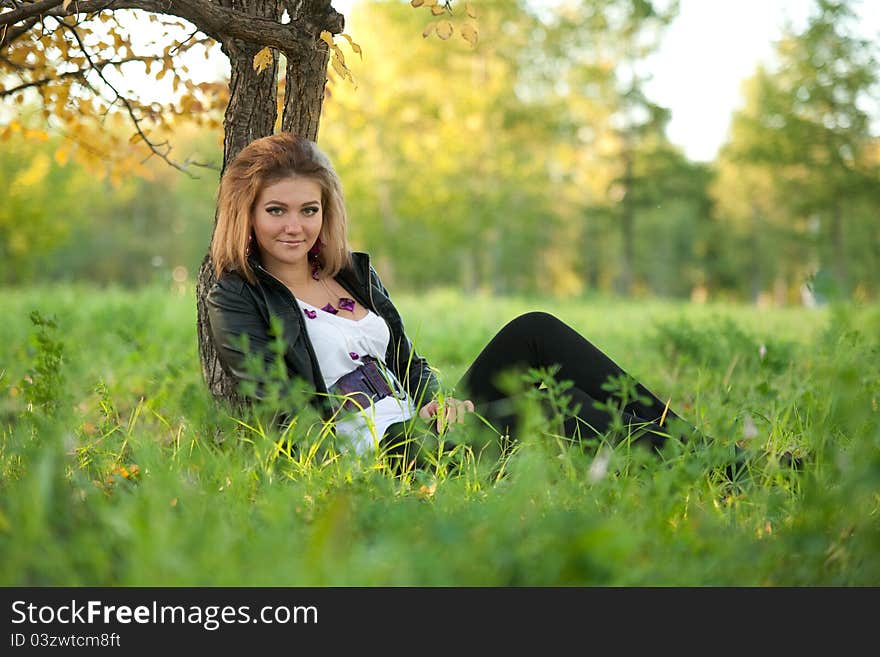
[2, 0, 878, 301]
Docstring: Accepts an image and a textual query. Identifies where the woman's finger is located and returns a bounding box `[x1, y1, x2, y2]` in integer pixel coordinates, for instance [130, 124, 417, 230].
[427, 398, 475, 432]
[451, 403, 462, 424]
[419, 400, 439, 420]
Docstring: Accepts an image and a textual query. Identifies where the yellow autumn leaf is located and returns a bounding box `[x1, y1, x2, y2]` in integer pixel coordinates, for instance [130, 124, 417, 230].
[330, 53, 356, 88]
[460, 22, 478, 46]
[431, 5, 445, 15]
[339, 33, 363, 59]
[54, 148, 69, 166]
[410, 0, 424, 6]
[331, 46, 347, 68]
[330, 56, 350, 82]
[422, 22, 437, 38]
[465, 2, 478, 18]
[437, 20, 454, 40]
[253, 46, 273, 74]
[25, 129, 49, 142]
[319, 30, 335, 47]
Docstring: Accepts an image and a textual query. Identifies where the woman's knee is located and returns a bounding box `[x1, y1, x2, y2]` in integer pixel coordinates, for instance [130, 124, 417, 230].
[502, 311, 564, 337]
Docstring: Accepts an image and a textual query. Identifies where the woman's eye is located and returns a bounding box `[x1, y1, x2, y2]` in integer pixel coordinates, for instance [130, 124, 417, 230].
[303, 206, 320, 216]
[266, 207, 284, 216]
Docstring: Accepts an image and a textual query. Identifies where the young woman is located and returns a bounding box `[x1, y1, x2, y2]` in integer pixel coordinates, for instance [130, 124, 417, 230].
[207, 133, 693, 461]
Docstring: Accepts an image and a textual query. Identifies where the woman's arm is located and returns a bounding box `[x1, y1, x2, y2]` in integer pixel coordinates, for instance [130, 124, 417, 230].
[206, 277, 285, 402]
[369, 265, 440, 405]
[366, 266, 475, 430]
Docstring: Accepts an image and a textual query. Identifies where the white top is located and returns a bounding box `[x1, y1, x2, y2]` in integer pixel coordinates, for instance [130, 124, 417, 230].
[295, 298, 417, 454]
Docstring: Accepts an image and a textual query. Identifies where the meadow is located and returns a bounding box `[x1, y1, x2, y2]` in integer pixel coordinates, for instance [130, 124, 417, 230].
[1, 284, 878, 586]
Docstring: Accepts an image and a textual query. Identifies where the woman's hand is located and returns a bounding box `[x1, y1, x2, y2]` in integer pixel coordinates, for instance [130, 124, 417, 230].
[419, 397, 475, 433]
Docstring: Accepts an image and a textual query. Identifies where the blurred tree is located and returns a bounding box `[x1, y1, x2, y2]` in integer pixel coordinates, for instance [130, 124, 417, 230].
[595, 0, 682, 296]
[719, 0, 880, 300]
[516, 0, 685, 296]
[322, 1, 707, 299]
[321, 1, 562, 295]
[0, 116, 219, 285]
[713, 69, 803, 302]
[0, 121, 84, 283]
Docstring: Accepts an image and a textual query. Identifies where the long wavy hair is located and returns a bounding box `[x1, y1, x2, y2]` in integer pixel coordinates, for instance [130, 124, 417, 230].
[211, 133, 352, 283]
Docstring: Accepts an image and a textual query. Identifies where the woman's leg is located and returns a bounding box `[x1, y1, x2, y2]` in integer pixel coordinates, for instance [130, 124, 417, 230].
[456, 312, 688, 445]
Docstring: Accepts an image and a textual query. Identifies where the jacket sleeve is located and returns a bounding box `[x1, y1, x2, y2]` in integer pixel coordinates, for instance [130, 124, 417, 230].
[206, 277, 287, 402]
[370, 266, 440, 407]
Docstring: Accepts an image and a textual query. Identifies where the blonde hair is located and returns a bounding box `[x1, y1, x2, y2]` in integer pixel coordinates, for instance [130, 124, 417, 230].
[211, 133, 352, 283]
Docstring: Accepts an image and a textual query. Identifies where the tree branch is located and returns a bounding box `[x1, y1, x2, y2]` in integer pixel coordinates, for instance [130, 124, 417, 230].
[0, 15, 40, 47]
[0, 0, 64, 28]
[59, 19, 196, 175]
[0, 54, 162, 96]
[1, 0, 345, 53]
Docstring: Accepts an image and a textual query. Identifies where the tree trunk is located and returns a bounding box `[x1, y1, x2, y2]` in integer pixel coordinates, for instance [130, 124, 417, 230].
[830, 201, 847, 294]
[617, 146, 635, 296]
[281, 0, 336, 139]
[195, 0, 340, 409]
[749, 202, 763, 303]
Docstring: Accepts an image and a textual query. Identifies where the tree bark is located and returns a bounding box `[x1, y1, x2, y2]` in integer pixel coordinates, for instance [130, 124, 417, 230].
[281, 0, 339, 139]
[4, 0, 315, 52]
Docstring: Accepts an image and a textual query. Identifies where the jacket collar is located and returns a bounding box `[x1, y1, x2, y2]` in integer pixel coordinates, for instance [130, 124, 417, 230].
[244, 250, 369, 277]
[245, 250, 373, 300]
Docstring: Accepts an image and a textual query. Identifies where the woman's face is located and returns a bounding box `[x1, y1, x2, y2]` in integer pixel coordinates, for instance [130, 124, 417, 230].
[252, 176, 323, 276]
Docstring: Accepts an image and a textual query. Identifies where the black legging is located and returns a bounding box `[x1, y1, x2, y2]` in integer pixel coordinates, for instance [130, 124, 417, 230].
[454, 312, 688, 450]
[382, 312, 690, 466]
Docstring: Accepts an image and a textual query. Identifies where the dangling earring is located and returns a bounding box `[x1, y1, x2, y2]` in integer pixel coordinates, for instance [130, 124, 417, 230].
[309, 238, 323, 280]
[245, 233, 253, 257]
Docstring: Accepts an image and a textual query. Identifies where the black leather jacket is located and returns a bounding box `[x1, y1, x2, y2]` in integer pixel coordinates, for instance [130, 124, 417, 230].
[206, 251, 439, 417]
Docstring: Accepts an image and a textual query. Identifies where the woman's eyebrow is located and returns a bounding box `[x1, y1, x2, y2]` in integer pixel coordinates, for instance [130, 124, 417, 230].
[262, 198, 320, 206]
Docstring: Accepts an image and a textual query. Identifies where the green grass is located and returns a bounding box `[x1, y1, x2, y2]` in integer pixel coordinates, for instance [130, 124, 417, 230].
[1, 283, 878, 585]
